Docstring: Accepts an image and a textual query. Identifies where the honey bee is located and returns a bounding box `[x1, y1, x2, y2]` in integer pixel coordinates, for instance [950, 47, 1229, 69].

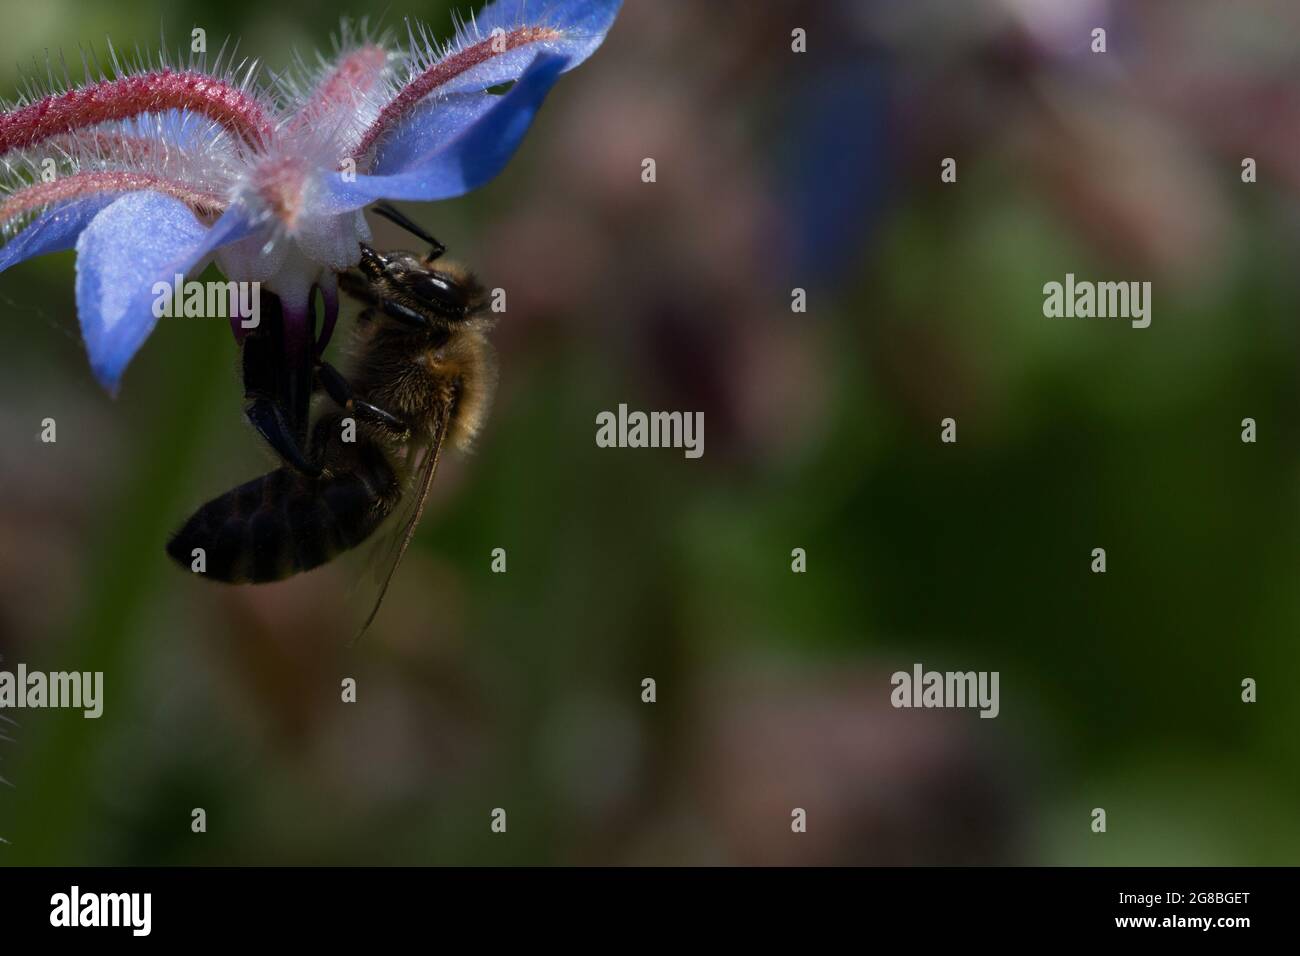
[167, 204, 496, 635]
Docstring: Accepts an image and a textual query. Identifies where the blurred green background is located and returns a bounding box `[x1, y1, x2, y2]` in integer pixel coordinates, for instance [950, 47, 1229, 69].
[1, 0, 1299, 865]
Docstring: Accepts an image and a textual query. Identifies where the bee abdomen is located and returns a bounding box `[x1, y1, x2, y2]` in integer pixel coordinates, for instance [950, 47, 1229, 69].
[167, 457, 400, 584]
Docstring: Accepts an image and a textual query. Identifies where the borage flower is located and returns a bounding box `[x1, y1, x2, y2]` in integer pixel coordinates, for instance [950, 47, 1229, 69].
[0, 0, 620, 392]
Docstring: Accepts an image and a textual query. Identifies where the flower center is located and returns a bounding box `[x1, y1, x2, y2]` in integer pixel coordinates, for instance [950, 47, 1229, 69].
[252, 154, 311, 229]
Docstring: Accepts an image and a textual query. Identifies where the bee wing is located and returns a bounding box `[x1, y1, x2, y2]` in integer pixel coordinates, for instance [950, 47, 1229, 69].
[348, 408, 453, 643]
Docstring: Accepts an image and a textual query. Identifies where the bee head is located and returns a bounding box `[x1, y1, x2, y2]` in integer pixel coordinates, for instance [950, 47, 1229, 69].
[359, 244, 488, 327]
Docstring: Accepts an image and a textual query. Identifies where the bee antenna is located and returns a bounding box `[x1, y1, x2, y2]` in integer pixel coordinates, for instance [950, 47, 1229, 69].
[372, 202, 445, 260]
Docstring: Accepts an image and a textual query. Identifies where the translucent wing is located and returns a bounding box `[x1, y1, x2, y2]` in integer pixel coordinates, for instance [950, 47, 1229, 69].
[346, 408, 453, 644]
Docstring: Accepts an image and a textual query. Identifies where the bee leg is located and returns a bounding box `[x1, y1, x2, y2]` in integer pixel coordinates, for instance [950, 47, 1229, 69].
[338, 269, 377, 306]
[245, 397, 323, 478]
[378, 298, 434, 330]
[316, 361, 410, 438]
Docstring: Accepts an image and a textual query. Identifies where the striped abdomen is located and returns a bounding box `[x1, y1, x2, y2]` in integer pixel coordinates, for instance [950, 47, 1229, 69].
[167, 446, 400, 584]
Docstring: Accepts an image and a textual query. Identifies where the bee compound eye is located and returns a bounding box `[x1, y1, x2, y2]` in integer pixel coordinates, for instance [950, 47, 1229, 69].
[413, 274, 466, 316]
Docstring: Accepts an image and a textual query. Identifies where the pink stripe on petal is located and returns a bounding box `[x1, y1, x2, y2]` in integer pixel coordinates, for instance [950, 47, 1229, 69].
[355, 27, 560, 162]
[0, 171, 227, 229]
[44, 130, 182, 165]
[0, 70, 273, 157]
[289, 45, 389, 134]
